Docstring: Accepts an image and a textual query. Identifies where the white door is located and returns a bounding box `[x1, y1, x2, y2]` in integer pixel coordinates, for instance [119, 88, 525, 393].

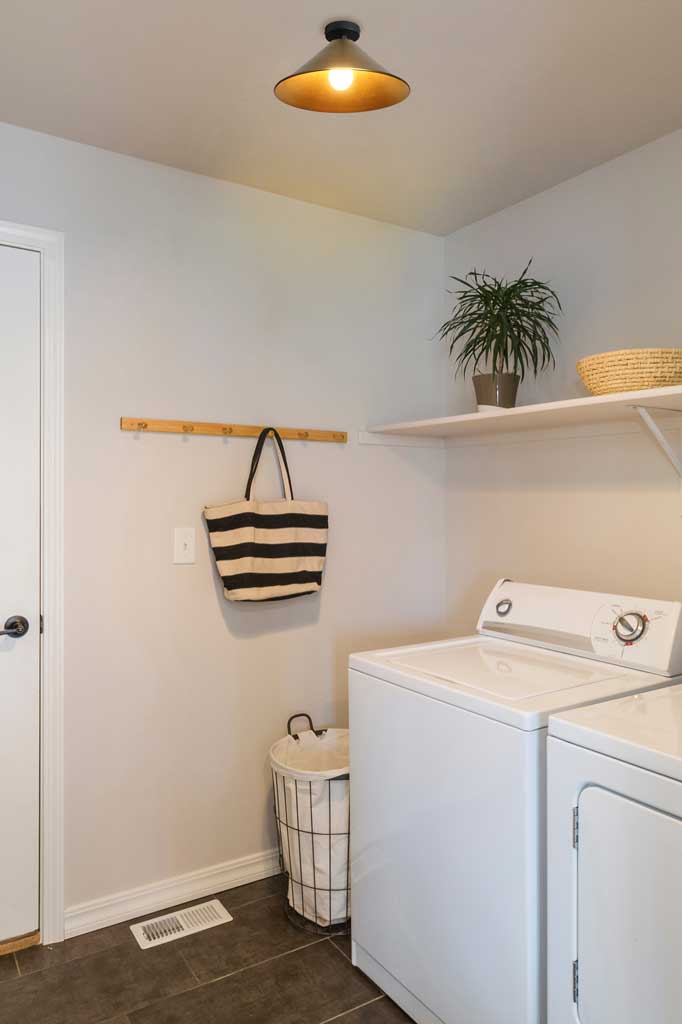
[0, 243, 41, 942]
[578, 786, 682, 1023]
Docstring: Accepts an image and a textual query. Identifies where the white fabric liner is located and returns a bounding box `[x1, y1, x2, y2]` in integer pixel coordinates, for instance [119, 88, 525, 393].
[270, 728, 349, 781]
[270, 728, 350, 927]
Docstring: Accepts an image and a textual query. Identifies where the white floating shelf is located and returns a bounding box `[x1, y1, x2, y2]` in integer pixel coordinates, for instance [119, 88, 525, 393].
[369, 385, 682, 441]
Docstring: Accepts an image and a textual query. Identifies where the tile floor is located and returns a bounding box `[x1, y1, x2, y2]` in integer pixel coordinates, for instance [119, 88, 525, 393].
[0, 875, 410, 1023]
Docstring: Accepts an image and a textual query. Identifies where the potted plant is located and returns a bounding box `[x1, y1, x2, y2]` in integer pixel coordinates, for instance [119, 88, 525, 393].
[437, 261, 561, 410]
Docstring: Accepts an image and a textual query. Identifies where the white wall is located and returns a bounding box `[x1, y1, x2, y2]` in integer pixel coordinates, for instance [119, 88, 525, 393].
[0, 122, 449, 909]
[445, 128, 682, 632]
[9, 112, 680, 920]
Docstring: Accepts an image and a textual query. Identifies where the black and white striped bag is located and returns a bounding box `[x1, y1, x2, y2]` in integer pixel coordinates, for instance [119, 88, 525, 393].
[204, 427, 328, 602]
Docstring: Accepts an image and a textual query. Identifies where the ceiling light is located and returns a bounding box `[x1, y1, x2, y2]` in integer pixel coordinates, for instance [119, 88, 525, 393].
[274, 21, 410, 113]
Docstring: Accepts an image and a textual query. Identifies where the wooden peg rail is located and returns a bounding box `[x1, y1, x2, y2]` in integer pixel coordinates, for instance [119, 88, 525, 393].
[120, 417, 347, 444]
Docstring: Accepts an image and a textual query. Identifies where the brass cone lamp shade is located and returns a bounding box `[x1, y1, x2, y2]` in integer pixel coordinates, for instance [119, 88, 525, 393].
[275, 21, 410, 113]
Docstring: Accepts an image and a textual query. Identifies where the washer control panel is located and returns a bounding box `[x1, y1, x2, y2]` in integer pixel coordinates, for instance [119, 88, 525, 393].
[478, 580, 682, 676]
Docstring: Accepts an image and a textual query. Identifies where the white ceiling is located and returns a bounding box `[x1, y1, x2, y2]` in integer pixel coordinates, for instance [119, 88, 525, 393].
[2, 0, 682, 235]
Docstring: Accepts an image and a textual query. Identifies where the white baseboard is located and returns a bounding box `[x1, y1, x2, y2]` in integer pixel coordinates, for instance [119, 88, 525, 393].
[64, 848, 280, 940]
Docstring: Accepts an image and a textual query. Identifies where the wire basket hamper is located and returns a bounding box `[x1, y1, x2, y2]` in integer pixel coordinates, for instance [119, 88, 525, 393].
[271, 714, 350, 935]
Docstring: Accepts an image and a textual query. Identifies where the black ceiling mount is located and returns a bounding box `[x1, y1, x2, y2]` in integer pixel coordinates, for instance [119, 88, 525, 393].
[324, 20, 360, 42]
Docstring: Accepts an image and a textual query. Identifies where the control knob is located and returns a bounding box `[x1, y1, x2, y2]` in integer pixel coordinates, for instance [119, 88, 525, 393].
[613, 612, 647, 644]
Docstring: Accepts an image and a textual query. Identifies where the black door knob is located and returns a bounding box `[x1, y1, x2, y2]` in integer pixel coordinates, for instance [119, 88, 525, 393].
[0, 616, 29, 638]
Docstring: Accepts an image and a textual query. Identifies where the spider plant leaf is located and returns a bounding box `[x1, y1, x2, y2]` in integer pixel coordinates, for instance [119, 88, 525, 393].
[438, 261, 561, 380]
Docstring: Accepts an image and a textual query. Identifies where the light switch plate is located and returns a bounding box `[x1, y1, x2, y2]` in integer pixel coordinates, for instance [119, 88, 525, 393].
[173, 527, 196, 564]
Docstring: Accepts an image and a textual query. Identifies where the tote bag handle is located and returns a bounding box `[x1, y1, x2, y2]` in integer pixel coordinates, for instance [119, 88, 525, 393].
[244, 427, 294, 501]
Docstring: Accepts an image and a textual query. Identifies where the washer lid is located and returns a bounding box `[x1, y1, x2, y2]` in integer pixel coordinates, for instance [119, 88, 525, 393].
[549, 683, 682, 781]
[391, 639, 613, 701]
[350, 636, 667, 731]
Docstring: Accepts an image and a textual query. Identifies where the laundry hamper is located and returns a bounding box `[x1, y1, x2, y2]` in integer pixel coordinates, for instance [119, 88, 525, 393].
[270, 715, 350, 933]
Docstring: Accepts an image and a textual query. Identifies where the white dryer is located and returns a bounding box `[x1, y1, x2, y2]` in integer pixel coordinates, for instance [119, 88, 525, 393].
[548, 684, 682, 1024]
[349, 581, 682, 1024]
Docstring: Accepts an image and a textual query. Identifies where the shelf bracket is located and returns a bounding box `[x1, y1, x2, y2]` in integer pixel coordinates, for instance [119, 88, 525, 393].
[634, 406, 682, 514]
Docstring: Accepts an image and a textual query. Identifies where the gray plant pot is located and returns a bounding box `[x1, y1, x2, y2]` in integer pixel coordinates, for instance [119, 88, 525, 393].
[473, 372, 520, 409]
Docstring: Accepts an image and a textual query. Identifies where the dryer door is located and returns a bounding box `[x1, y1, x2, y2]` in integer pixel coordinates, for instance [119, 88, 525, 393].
[577, 786, 682, 1024]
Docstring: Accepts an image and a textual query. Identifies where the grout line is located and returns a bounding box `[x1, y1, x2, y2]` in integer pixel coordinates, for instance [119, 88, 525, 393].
[318, 994, 386, 1023]
[202, 936, 328, 986]
[92, 968, 198, 1021]
[177, 947, 202, 987]
[95, 938, 330, 1021]
[327, 936, 352, 964]
[13, 952, 21, 978]
[11, 933, 134, 979]
[95, 939, 370, 1024]
[216, 889, 283, 913]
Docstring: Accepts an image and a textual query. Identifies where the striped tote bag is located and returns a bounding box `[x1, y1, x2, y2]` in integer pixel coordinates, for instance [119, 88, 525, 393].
[204, 427, 328, 602]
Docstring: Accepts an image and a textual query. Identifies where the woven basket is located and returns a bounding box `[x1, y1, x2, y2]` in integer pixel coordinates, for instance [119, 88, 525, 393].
[577, 348, 682, 396]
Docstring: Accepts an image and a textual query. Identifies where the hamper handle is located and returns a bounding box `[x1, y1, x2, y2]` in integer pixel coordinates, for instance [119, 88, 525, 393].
[287, 713, 327, 739]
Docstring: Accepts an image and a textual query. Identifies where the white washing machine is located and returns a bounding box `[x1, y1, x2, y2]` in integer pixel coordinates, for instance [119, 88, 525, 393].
[349, 581, 682, 1024]
[548, 684, 682, 1024]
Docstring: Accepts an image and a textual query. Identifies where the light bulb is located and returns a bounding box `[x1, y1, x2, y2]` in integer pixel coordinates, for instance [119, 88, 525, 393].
[328, 67, 354, 91]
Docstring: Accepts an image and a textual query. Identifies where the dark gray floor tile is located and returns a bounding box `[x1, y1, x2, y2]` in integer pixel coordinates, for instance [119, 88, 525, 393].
[16, 924, 131, 976]
[330, 995, 412, 1022]
[214, 873, 285, 910]
[179, 893, 320, 983]
[0, 954, 18, 985]
[0, 940, 195, 1024]
[16, 890, 240, 977]
[130, 938, 378, 1024]
[330, 934, 352, 961]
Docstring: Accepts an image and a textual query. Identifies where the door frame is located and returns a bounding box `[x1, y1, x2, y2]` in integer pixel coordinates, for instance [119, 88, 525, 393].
[0, 220, 65, 944]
